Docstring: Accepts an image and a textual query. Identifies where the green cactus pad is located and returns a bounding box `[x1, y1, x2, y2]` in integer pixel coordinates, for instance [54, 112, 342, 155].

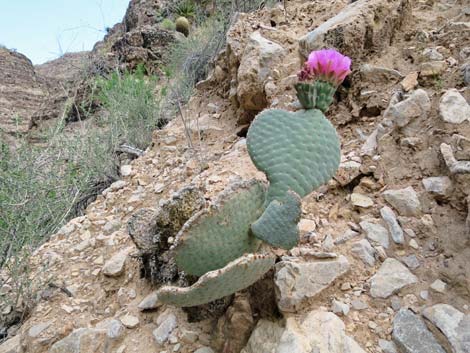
[157, 253, 275, 307]
[294, 83, 317, 110]
[174, 180, 267, 276]
[247, 109, 341, 203]
[251, 190, 301, 249]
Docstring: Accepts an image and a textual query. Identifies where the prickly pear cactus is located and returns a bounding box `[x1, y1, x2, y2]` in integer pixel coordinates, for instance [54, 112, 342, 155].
[251, 190, 301, 250]
[313, 81, 337, 113]
[247, 108, 341, 204]
[157, 254, 275, 307]
[174, 180, 267, 276]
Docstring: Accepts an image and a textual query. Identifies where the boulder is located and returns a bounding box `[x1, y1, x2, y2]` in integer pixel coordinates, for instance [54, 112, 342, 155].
[299, 0, 411, 61]
[392, 309, 446, 353]
[237, 31, 286, 111]
[274, 256, 350, 312]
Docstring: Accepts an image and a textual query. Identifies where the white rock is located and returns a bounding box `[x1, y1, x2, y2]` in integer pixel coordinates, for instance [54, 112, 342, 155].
[430, 279, 447, 293]
[120, 165, 133, 177]
[370, 258, 418, 298]
[384, 89, 431, 127]
[383, 186, 421, 216]
[138, 291, 161, 311]
[380, 206, 404, 244]
[351, 239, 376, 267]
[360, 221, 390, 249]
[422, 176, 453, 199]
[351, 193, 374, 208]
[153, 313, 177, 345]
[28, 322, 52, 338]
[194, 348, 215, 353]
[422, 304, 470, 353]
[0, 335, 20, 353]
[439, 89, 470, 124]
[120, 314, 139, 329]
[274, 256, 350, 312]
[102, 251, 128, 277]
[332, 300, 350, 316]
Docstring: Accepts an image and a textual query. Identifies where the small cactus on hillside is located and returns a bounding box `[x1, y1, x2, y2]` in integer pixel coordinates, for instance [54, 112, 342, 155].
[175, 16, 190, 37]
[133, 49, 351, 308]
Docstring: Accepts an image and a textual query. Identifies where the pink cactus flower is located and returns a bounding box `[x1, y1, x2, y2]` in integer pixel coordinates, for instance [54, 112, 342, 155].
[304, 49, 352, 86]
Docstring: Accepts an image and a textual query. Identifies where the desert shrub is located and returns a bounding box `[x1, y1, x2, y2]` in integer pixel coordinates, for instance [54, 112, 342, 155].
[161, 18, 176, 30]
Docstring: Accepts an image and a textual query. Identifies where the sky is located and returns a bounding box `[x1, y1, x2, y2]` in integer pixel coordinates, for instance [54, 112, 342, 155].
[0, 0, 130, 64]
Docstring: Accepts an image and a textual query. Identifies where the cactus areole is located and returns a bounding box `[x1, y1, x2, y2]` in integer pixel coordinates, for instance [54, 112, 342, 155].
[155, 49, 351, 307]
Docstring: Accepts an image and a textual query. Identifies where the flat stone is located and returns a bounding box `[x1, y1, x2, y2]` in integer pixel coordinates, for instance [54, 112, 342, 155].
[379, 339, 398, 353]
[383, 186, 421, 216]
[28, 321, 52, 338]
[422, 48, 444, 61]
[120, 165, 133, 177]
[370, 258, 418, 298]
[423, 304, 470, 353]
[380, 206, 404, 244]
[351, 239, 376, 267]
[50, 328, 108, 353]
[102, 251, 128, 277]
[360, 221, 390, 249]
[430, 279, 447, 293]
[334, 229, 360, 245]
[105, 320, 125, 339]
[120, 314, 139, 329]
[439, 89, 470, 124]
[351, 193, 374, 208]
[298, 219, 316, 234]
[392, 309, 446, 353]
[138, 291, 161, 311]
[153, 313, 177, 345]
[384, 89, 430, 127]
[401, 254, 420, 270]
[274, 256, 350, 312]
[351, 299, 369, 311]
[180, 329, 198, 344]
[420, 61, 447, 77]
[422, 176, 453, 199]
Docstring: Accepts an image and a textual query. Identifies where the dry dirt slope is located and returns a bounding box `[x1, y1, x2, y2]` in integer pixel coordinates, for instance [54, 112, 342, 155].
[1, 0, 470, 352]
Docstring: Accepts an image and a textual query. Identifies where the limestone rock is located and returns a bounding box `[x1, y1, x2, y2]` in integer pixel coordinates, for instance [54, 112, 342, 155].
[332, 300, 350, 316]
[242, 310, 366, 353]
[380, 206, 404, 244]
[119, 315, 139, 329]
[50, 328, 108, 353]
[28, 321, 51, 338]
[194, 348, 215, 353]
[237, 31, 286, 111]
[422, 176, 453, 199]
[370, 258, 418, 298]
[384, 89, 431, 127]
[299, 0, 411, 61]
[351, 239, 377, 267]
[423, 304, 470, 353]
[153, 313, 177, 345]
[0, 335, 20, 353]
[102, 250, 129, 277]
[392, 309, 446, 353]
[274, 256, 350, 312]
[420, 61, 447, 77]
[360, 221, 390, 249]
[430, 279, 447, 293]
[379, 339, 398, 353]
[138, 291, 161, 311]
[439, 89, 470, 124]
[383, 186, 421, 216]
[351, 193, 374, 208]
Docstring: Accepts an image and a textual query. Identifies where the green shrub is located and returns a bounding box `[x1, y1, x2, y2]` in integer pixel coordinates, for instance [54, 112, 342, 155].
[161, 18, 176, 31]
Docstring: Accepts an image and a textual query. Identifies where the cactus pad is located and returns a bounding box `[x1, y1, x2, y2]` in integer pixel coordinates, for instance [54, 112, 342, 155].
[247, 109, 341, 203]
[157, 253, 275, 307]
[174, 180, 267, 276]
[251, 190, 301, 249]
[313, 81, 336, 113]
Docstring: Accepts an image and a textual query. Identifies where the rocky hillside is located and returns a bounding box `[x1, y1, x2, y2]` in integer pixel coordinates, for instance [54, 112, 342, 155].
[1, 0, 470, 353]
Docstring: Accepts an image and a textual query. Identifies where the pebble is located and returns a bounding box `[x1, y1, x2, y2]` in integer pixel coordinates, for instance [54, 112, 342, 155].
[120, 315, 139, 329]
[194, 348, 215, 353]
[430, 279, 447, 293]
[120, 165, 133, 177]
[422, 176, 453, 199]
[401, 254, 420, 270]
[409, 239, 419, 250]
[138, 291, 161, 311]
[420, 290, 429, 300]
[153, 313, 177, 345]
[351, 299, 368, 310]
[351, 193, 374, 208]
[439, 89, 470, 124]
[102, 251, 128, 277]
[351, 239, 377, 267]
[332, 300, 350, 316]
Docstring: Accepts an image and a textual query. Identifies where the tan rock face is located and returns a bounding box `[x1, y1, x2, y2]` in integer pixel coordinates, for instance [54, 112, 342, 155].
[0, 48, 47, 134]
